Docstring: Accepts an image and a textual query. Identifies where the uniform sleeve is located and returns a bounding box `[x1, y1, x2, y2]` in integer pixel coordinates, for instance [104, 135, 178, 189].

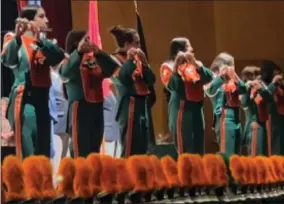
[236, 80, 247, 94]
[239, 92, 250, 108]
[204, 76, 224, 97]
[1, 33, 21, 69]
[257, 83, 276, 103]
[117, 60, 136, 86]
[168, 72, 182, 92]
[94, 51, 119, 78]
[198, 66, 213, 84]
[59, 50, 83, 81]
[142, 65, 156, 86]
[39, 39, 65, 66]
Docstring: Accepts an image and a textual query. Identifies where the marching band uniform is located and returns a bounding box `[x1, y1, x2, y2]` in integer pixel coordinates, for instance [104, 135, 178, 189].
[1, 31, 65, 159]
[161, 60, 213, 154]
[59, 50, 118, 157]
[205, 75, 247, 157]
[240, 67, 269, 156]
[114, 53, 156, 157]
[266, 82, 284, 155]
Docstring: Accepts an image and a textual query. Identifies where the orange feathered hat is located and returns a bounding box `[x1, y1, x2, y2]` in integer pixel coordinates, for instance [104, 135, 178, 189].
[203, 154, 220, 187]
[22, 156, 44, 200]
[229, 155, 246, 185]
[178, 154, 193, 188]
[115, 158, 134, 193]
[2, 155, 25, 201]
[86, 153, 102, 195]
[160, 156, 180, 188]
[149, 155, 168, 190]
[56, 157, 76, 199]
[73, 157, 92, 199]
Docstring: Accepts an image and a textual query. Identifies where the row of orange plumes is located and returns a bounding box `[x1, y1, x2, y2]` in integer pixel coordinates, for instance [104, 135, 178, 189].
[2, 154, 284, 202]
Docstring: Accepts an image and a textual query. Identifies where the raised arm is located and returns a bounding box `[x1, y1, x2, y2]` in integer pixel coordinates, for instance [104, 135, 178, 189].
[59, 50, 82, 81]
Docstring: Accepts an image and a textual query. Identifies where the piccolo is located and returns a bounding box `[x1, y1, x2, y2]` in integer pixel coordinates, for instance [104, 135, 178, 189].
[15, 18, 52, 32]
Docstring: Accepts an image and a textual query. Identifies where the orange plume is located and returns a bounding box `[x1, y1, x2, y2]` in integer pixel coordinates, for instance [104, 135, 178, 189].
[100, 155, 118, 194]
[38, 156, 56, 199]
[2, 155, 25, 201]
[229, 155, 246, 185]
[115, 158, 134, 193]
[73, 157, 92, 199]
[1, 166, 5, 203]
[126, 155, 149, 192]
[86, 153, 102, 195]
[143, 155, 156, 191]
[160, 156, 180, 188]
[216, 155, 229, 186]
[177, 154, 193, 187]
[266, 157, 278, 184]
[203, 154, 219, 186]
[56, 158, 76, 199]
[241, 156, 251, 185]
[193, 154, 209, 186]
[149, 155, 168, 189]
[255, 156, 269, 185]
[270, 156, 283, 183]
[22, 156, 44, 200]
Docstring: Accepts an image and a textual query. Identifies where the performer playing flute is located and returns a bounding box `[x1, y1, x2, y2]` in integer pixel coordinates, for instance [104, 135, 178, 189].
[60, 30, 118, 157]
[204, 53, 246, 157]
[163, 44, 213, 155]
[109, 25, 156, 157]
[240, 66, 268, 156]
[1, 6, 65, 159]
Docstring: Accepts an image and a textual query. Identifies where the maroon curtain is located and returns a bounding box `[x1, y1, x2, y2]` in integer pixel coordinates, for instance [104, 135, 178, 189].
[42, 0, 72, 49]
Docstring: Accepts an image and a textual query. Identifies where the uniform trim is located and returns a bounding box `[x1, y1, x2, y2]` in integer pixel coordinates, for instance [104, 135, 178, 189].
[251, 122, 258, 157]
[125, 97, 135, 157]
[266, 115, 272, 156]
[14, 84, 25, 160]
[176, 100, 185, 154]
[72, 101, 79, 158]
[220, 108, 227, 153]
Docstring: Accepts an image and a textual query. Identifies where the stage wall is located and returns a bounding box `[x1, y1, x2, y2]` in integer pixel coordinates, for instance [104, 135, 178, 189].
[71, 1, 284, 153]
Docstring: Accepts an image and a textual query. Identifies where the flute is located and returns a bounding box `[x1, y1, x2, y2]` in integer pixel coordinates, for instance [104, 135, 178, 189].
[15, 18, 52, 32]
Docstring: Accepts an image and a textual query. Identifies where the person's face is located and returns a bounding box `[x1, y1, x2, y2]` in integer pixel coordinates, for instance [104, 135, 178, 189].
[125, 33, 140, 50]
[1, 100, 8, 116]
[34, 8, 49, 29]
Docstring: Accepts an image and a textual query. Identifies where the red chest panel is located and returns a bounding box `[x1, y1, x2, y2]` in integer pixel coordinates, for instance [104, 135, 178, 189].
[22, 35, 51, 87]
[80, 55, 104, 103]
[225, 92, 239, 107]
[133, 78, 150, 96]
[184, 82, 204, 102]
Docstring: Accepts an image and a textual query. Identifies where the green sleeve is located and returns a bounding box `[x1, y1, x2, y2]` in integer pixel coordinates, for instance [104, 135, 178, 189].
[198, 66, 213, 84]
[117, 60, 136, 86]
[1, 37, 21, 69]
[40, 39, 65, 66]
[94, 51, 119, 78]
[168, 72, 182, 91]
[258, 83, 276, 103]
[236, 80, 247, 94]
[239, 92, 250, 108]
[59, 50, 83, 80]
[142, 65, 156, 86]
[205, 76, 224, 96]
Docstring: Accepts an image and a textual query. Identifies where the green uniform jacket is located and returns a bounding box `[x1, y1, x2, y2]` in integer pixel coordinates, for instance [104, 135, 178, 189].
[115, 59, 156, 157]
[263, 83, 284, 155]
[1, 32, 65, 159]
[205, 76, 247, 157]
[167, 66, 213, 155]
[59, 50, 118, 157]
[240, 87, 270, 156]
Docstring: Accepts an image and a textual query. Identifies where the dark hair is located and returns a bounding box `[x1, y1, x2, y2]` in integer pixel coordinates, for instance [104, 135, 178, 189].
[210, 52, 234, 72]
[241, 66, 261, 82]
[260, 60, 281, 84]
[169, 37, 189, 61]
[109, 25, 137, 48]
[20, 6, 41, 21]
[65, 30, 86, 54]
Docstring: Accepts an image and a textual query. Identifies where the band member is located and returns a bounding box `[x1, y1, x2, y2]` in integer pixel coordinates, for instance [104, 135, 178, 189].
[160, 37, 190, 141]
[260, 61, 284, 155]
[162, 44, 213, 155]
[240, 66, 268, 156]
[60, 30, 118, 157]
[109, 25, 156, 157]
[1, 6, 65, 159]
[204, 52, 246, 157]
